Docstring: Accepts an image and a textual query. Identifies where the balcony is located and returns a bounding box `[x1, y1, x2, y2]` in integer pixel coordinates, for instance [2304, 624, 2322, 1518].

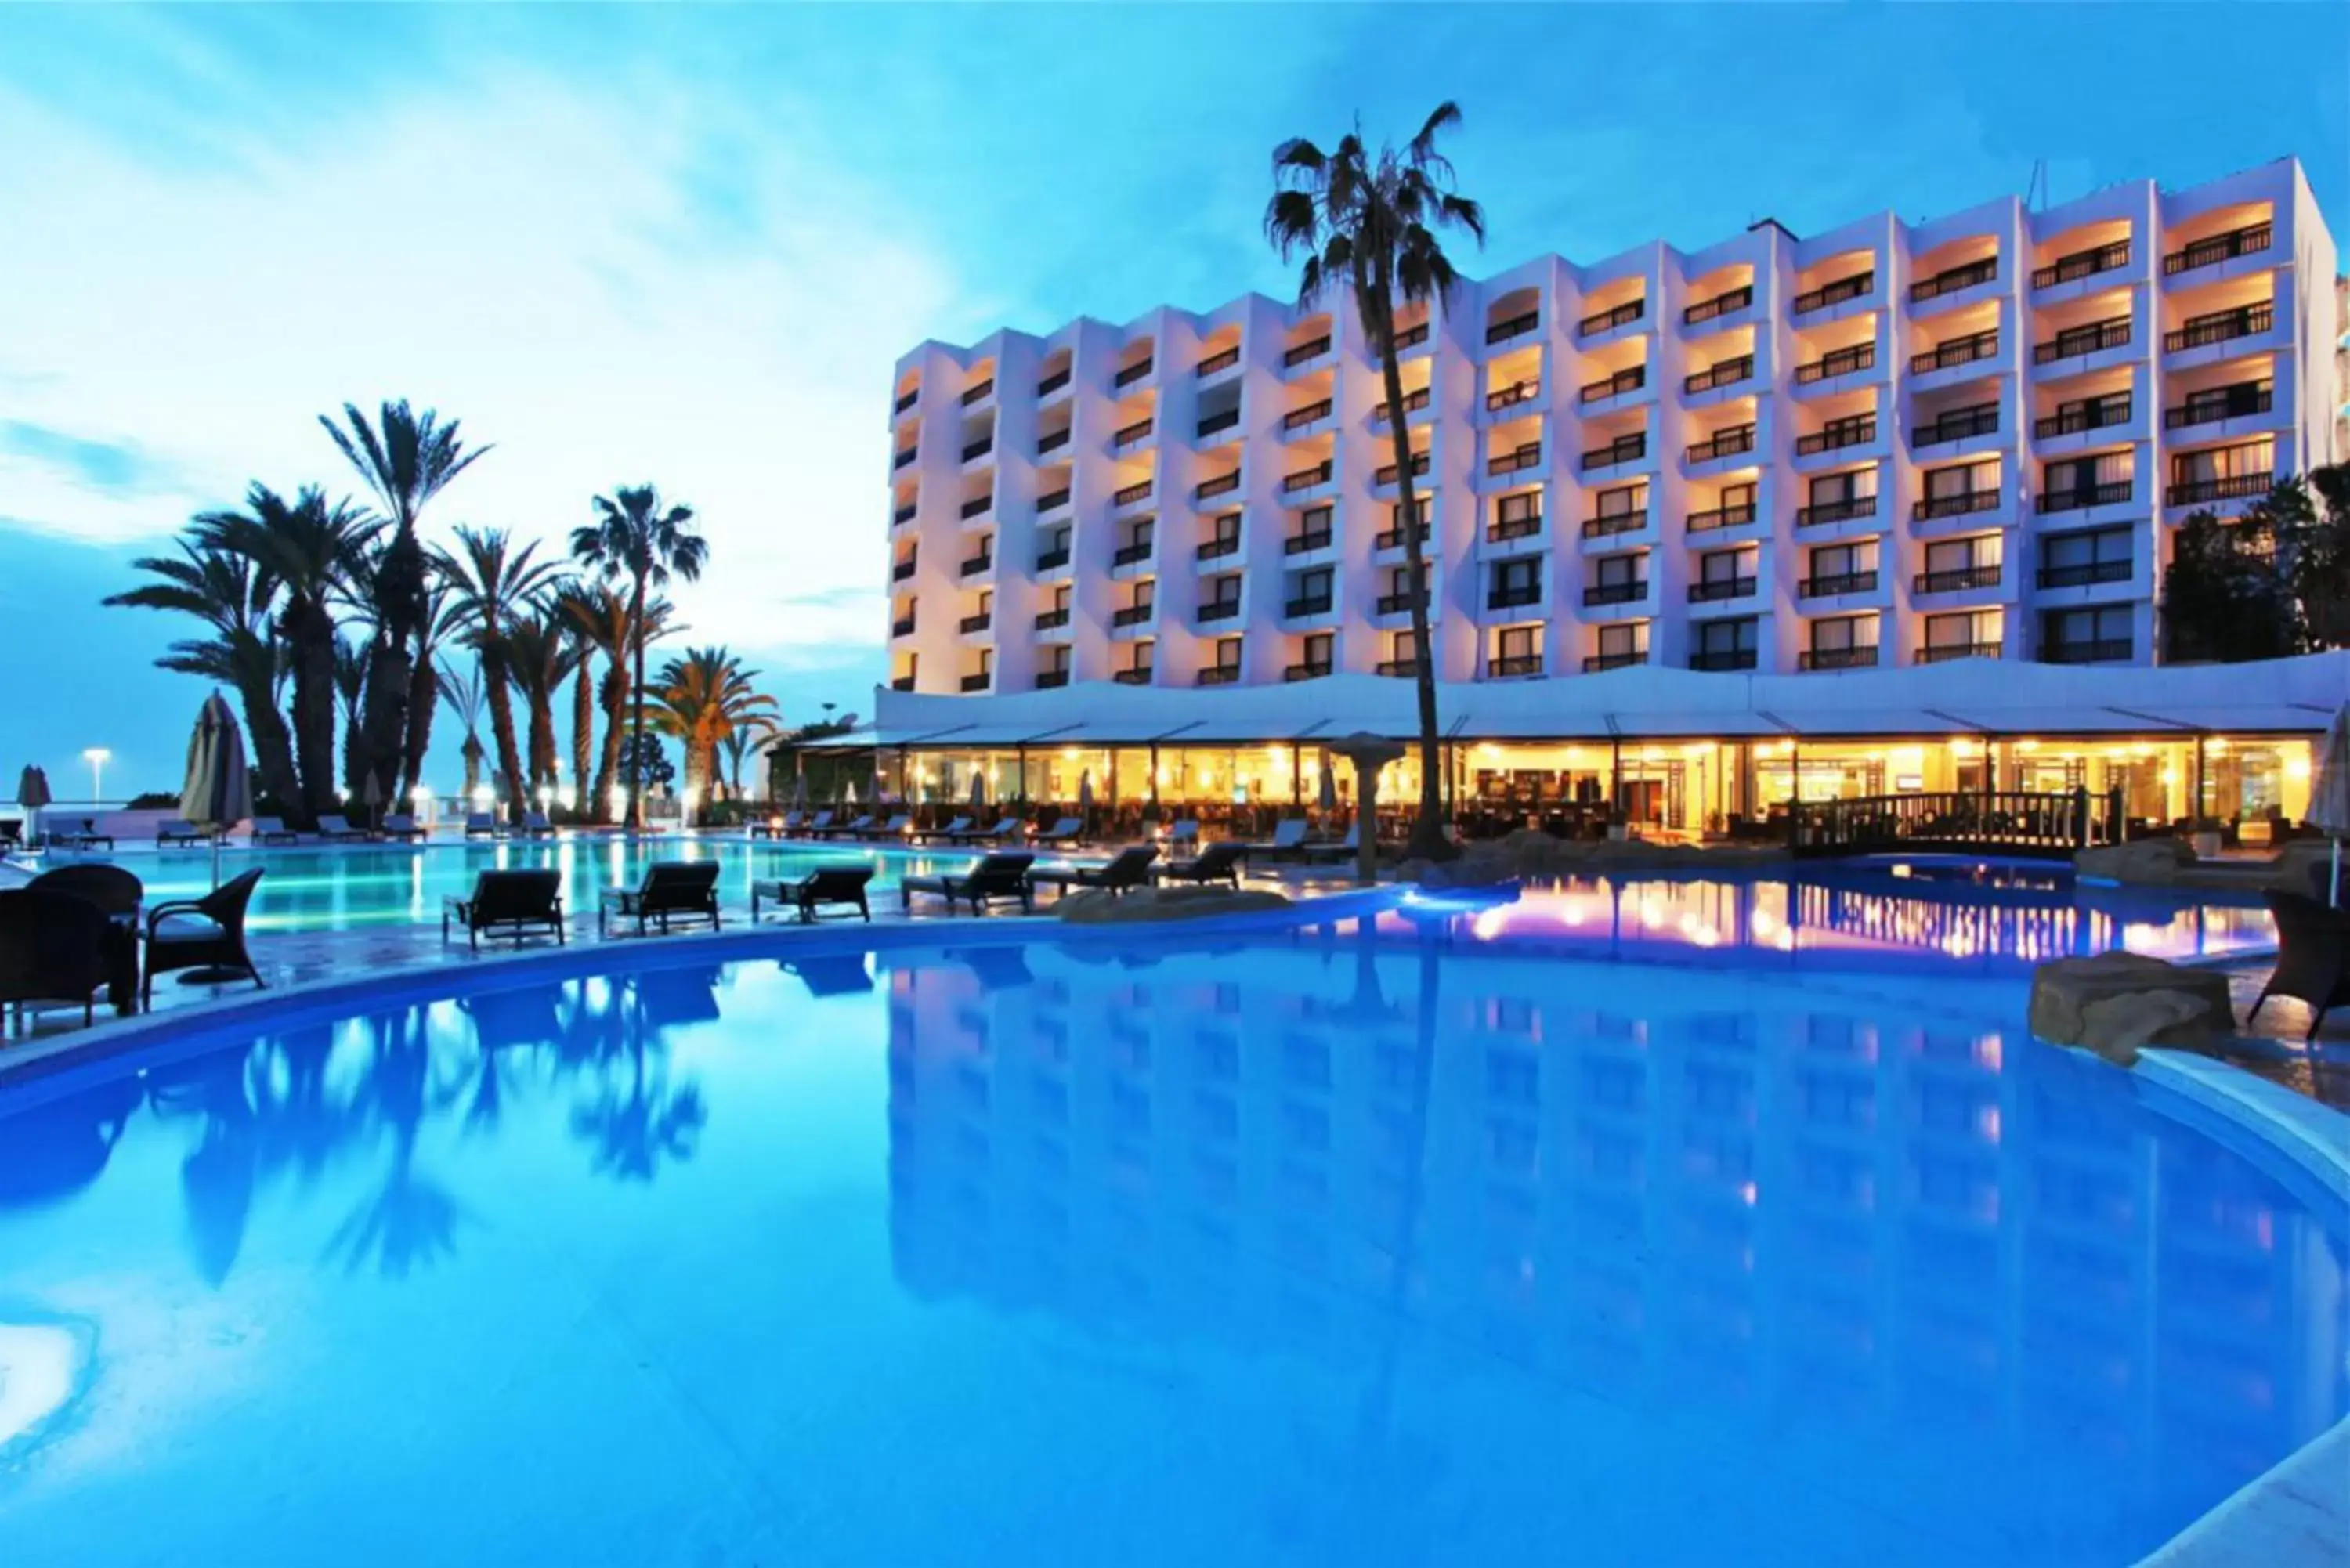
[1113, 357, 1154, 388]
[1488, 379, 1541, 413]
[2164, 302, 2273, 353]
[1918, 641, 2002, 663]
[1112, 419, 1154, 451]
[1582, 433, 1647, 471]
[1374, 453, 1431, 486]
[1684, 355, 1754, 396]
[2041, 639, 2132, 665]
[1034, 607, 1069, 630]
[2167, 471, 2273, 507]
[1582, 508, 1649, 538]
[892, 447, 916, 470]
[1687, 501, 1758, 533]
[2037, 559, 2131, 590]
[2037, 392, 2133, 439]
[1578, 298, 1644, 337]
[1283, 660, 1334, 682]
[1196, 535, 1240, 562]
[1036, 428, 1071, 456]
[1912, 331, 1999, 374]
[1488, 513, 1542, 543]
[1796, 342, 1876, 383]
[1284, 594, 1335, 618]
[1196, 666, 1239, 687]
[1282, 334, 1332, 367]
[1690, 649, 1758, 672]
[1583, 580, 1647, 607]
[1798, 493, 1878, 526]
[2037, 482, 2132, 514]
[959, 494, 992, 519]
[960, 672, 992, 693]
[1799, 571, 1877, 598]
[1799, 645, 1880, 671]
[2034, 240, 2130, 290]
[1912, 403, 1998, 446]
[1198, 599, 1242, 623]
[959, 552, 993, 577]
[892, 503, 917, 526]
[1036, 487, 1071, 513]
[1195, 345, 1241, 378]
[893, 388, 918, 414]
[1487, 441, 1542, 477]
[1283, 397, 1334, 432]
[1793, 270, 1874, 315]
[2163, 222, 2272, 276]
[1485, 309, 1540, 345]
[1113, 479, 1152, 507]
[891, 558, 916, 582]
[1687, 576, 1755, 602]
[891, 675, 915, 692]
[1112, 602, 1157, 629]
[1283, 527, 1333, 555]
[1035, 547, 1070, 573]
[957, 611, 992, 634]
[1795, 416, 1873, 456]
[1579, 365, 1646, 403]
[1687, 425, 1757, 464]
[1282, 460, 1334, 493]
[1914, 564, 2001, 594]
[890, 616, 915, 638]
[1487, 655, 1544, 678]
[2034, 318, 2131, 364]
[960, 378, 994, 406]
[1036, 669, 1070, 689]
[1395, 320, 1430, 351]
[1112, 540, 1155, 567]
[1036, 367, 1071, 397]
[1374, 659, 1419, 678]
[1375, 387, 1431, 425]
[1910, 256, 1998, 302]
[1376, 590, 1429, 615]
[2165, 383, 2273, 430]
[1195, 409, 1240, 439]
[961, 436, 993, 462]
[1113, 668, 1153, 685]
[1195, 471, 1242, 501]
[1913, 490, 1998, 521]
[1584, 651, 1647, 673]
[1374, 522, 1429, 551]
[1486, 584, 1542, 612]
[1683, 284, 1753, 325]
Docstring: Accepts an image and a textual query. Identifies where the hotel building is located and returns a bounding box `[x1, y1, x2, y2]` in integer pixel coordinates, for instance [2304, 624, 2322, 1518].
[871, 159, 2349, 834]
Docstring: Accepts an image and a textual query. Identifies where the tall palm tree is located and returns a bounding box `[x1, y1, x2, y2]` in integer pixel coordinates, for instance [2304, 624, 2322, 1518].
[320, 399, 490, 798]
[572, 485, 707, 828]
[548, 582, 602, 805]
[192, 482, 380, 821]
[436, 655, 489, 800]
[1267, 103, 1484, 861]
[104, 543, 301, 812]
[434, 526, 559, 822]
[562, 586, 677, 823]
[333, 638, 370, 798]
[401, 577, 465, 802]
[501, 602, 581, 796]
[642, 646, 778, 824]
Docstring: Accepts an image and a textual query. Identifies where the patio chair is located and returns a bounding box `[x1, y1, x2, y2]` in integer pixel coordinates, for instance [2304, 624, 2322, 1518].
[0, 887, 116, 1028]
[155, 818, 211, 848]
[899, 852, 1036, 915]
[1152, 840, 1246, 889]
[599, 861, 723, 936]
[464, 812, 504, 840]
[2251, 890, 2350, 1040]
[1033, 817, 1086, 849]
[1030, 845, 1159, 901]
[1301, 823, 1361, 864]
[379, 813, 428, 843]
[1243, 818, 1312, 861]
[909, 815, 974, 844]
[249, 816, 298, 846]
[520, 810, 556, 839]
[443, 868, 566, 950]
[315, 815, 370, 843]
[0, 818, 20, 851]
[27, 862, 144, 921]
[862, 813, 913, 840]
[792, 811, 835, 837]
[143, 868, 268, 1002]
[1162, 819, 1200, 858]
[750, 864, 875, 923]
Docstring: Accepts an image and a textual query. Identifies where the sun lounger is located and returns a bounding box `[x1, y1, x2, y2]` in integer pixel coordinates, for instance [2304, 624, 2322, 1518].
[1301, 823, 1361, 863]
[443, 868, 566, 949]
[1242, 818, 1311, 860]
[1033, 817, 1086, 849]
[812, 814, 874, 840]
[379, 813, 428, 843]
[1162, 819, 1201, 857]
[155, 818, 212, 847]
[144, 868, 268, 1001]
[750, 864, 875, 923]
[791, 811, 835, 838]
[1030, 845, 1159, 900]
[463, 812, 504, 840]
[899, 852, 1036, 915]
[952, 816, 1026, 845]
[750, 812, 802, 840]
[520, 810, 556, 839]
[249, 816, 298, 846]
[1152, 840, 1246, 889]
[315, 815, 371, 843]
[909, 815, 974, 844]
[48, 818, 114, 851]
[861, 813, 913, 840]
[599, 861, 722, 935]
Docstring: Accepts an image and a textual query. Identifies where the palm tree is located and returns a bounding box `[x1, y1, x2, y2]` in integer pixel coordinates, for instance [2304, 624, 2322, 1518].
[436, 656, 489, 800]
[562, 586, 678, 823]
[401, 577, 466, 802]
[332, 638, 370, 797]
[642, 646, 777, 824]
[501, 602, 582, 796]
[320, 399, 490, 798]
[434, 526, 560, 822]
[1267, 103, 1484, 861]
[104, 543, 301, 812]
[548, 582, 602, 807]
[572, 486, 707, 828]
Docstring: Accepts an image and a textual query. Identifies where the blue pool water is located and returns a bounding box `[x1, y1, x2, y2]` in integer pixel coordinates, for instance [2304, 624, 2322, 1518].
[1, 916, 2341, 1566]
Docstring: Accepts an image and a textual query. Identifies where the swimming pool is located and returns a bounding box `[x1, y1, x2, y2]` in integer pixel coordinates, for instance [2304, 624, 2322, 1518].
[1, 913, 2341, 1566]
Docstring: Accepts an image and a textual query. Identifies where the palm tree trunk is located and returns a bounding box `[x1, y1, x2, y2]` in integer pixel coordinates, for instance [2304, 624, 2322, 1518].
[357, 634, 410, 805]
[570, 660, 594, 807]
[239, 683, 301, 819]
[291, 616, 338, 827]
[401, 643, 438, 801]
[526, 683, 559, 793]
[483, 649, 529, 824]
[1371, 287, 1455, 862]
[594, 660, 627, 822]
[627, 576, 649, 829]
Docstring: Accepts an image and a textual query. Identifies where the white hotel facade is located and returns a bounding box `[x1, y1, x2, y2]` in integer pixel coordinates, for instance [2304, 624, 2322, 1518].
[872, 159, 2350, 834]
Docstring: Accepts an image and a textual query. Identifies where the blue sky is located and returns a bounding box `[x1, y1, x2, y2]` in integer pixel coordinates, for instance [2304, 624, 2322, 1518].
[2, 3, 2344, 800]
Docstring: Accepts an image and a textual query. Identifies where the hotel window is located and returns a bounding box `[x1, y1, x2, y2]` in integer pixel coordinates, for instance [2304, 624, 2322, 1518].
[1594, 482, 1645, 518]
[1127, 517, 1155, 549]
[1389, 630, 1421, 666]
[1597, 621, 1647, 663]
[1493, 490, 1541, 540]
[1593, 553, 1645, 594]
[1387, 565, 1413, 598]
[1131, 579, 1155, 611]
[2170, 438, 2274, 486]
[1925, 536, 1998, 576]
[2038, 526, 2132, 587]
[1299, 504, 1335, 541]
[2042, 605, 2131, 661]
[1205, 574, 1241, 611]
[1491, 557, 1542, 607]
[1212, 636, 1242, 672]
[1808, 614, 1877, 656]
[1694, 616, 1757, 667]
[1296, 567, 1333, 605]
[1806, 541, 1875, 594]
[976, 648, 993, 677]
[2043, 451, 2131, 504]
[1209, 511, 1241, 549]
[1128, 640, 1155, 674]
[1719, 479, 1758, 518]
[1392, 498, 1428, 529]
[1496, 627, 1539, 660]
[1923, 610, 1998, 656]
[1043, 644, 1071, 676]
[1301, 630, 1333, 668]
[1047, 524, 1072, 556]
[1052, 583, 1072, 613]
[1699, 547, 1754, 592]
[1923, 462, 1994, 501]
[1810, 468, 1878, 508]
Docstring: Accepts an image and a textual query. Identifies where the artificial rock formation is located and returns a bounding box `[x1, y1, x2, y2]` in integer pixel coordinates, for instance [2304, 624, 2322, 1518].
[2027, 950, 2233, 1066]
[1054, 886, 1291, 924]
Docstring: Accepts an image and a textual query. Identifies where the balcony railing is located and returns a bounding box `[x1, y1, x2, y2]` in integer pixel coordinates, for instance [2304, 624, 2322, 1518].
[1799, 571, 1877, 598]
[1196, 667, 1239, 687]
[1373, 453, 1430, 486]
[1683, 284, 1753, 325]
[2037, 559, 2131, 590]
[1793, 270, 1874, 314]
[1394, 320, 1430, 351]
[1579, 366, 1646, 403]
[1795, 416, 1874, 456]
[1488, 378, 1541, 412]
[1113, 668, 1153, 685]
[1913, 489, 1999, 521]
[1282, 334, 1332, 367]
[2036, 393, 2134, 439]
[1112, 419, 1154, 450]
[2034, 240, 2130, 290]
[1036, 428, 1071, 455]
[890, 616, 915, 638]
[894, 388, 918, 414]
[2041, 639, 2132, 666]
[1914, 564, 2001, 594]
[1374, 658, 1419, 678]
[1198, 600, 1242, 623]
[1584, 651, 1647, 673]
[959, 553, 992, 576]
[957, 611, 991, 634]
[1036, 367, 1071, 397]
[960, 378, 994, 406]
[1374, 522, 1429, 551]
[1195, 409, 1240, 439]
[1798, 493, 1878, 526]
[959, 494, 992, 519]
[2164, 302, 2273, 353]
[1488, 513, 1542, 543]
[1910, 256, 1998, 302]
[1282, 461, 1334, 493]
[2034, 317, 2131, 363]
[1686, 355, 1755, 396]
[890, 675, 915, 692]
[1035, 547, 1070, 572]
[1375, 387, 1431, 425]
[1284, 594, 1335, 618]
[1799, 645, 1880, 671]
[1488, 655, 1544, 678]
[1034, 607, 1069, 630]
[1376, 590, 1429, 615]
[1283, 398, 1334, 431]
[1487, 442, 1542, 477]
[1486, 584, 1542, 611]
[1197, 535, 1241, 561]
[1113, 479, 1152, 507]
[1111, 603, 1155, 628]
[1687, 425, 1757, 463]
[892, 503, 917, 526]
[2163, 222, 2272, 276]
[1687, 501, 1758, 533]
[1283, 661, 1334, 682]
[1911, 330, 1999, 374]
[1912, 403, 1999, 446]
[1195, 345, 1240, 378]
[1195, 471, 1241, 500]
[891, 558, 916, 582]
[1485, 309, 1540, 345]
[1036, 487, 1071, 512]
[960, 672, 992, 692]
[1582, 508, 1648, 537]
[2167, 471, 2274, 507]
[1688, 576, 1756, 602]
[892, 447, 916, 469]
[2165, 383, 2273, 429]
[1035, 669, 1070, 689]
[1113, 357, 1154, 388]
[2037, 481, 2132, 513]
[1578, 298, 1644, 337]
[1582, 580, 1647, 607]
[1283, 529, 1333, 555]
[1795, 341, 1876, 383]
[1112, 540, 1155, 566]
[1690, 648, 1758, 672]
[961, 437, 993, 461]
[1917, 641, 2002, 664]
[1582, 433, 1647, 471]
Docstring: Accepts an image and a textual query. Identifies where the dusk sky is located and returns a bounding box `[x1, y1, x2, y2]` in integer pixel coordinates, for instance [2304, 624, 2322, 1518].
[2, 3, 2343, 798]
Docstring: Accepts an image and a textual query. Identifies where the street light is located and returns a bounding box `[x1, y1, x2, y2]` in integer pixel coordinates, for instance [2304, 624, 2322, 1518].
[81, 746, 110, 803]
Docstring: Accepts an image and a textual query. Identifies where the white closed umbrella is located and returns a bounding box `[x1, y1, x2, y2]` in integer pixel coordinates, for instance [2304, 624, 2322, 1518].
[179, 691, 251, 889]
[2308, 705, 2350, 905]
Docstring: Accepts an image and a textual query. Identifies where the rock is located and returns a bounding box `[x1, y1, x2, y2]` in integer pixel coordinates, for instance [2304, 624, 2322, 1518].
[2028, 951, 2233, 1064]
[2073, 837, 2196, 885]
[1399, 858, 1520, 890]
[1055, 886, 1291, 924]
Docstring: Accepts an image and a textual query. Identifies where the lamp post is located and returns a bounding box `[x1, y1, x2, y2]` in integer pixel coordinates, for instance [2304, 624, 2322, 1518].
[81, 746, 110, 804]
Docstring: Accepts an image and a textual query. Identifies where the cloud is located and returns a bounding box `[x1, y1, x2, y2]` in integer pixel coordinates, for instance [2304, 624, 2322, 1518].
[0, 421, 180, 497]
